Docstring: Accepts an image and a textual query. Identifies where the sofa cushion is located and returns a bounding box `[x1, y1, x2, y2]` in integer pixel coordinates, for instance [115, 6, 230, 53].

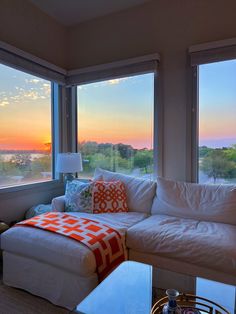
[126, 215, 236, 276]
[1, 212, 148, 277]
[94, 168, 156, 214]
[151, 177, 236, 225]
[93, 181, 128, 213]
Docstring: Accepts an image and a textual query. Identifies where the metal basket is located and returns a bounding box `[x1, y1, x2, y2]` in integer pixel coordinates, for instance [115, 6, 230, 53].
[151, 293, 230, 314]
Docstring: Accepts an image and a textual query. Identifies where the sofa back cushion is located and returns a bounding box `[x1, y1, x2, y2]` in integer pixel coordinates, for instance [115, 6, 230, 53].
[94, 168, 156, 214]
[151, 177, 236, 225]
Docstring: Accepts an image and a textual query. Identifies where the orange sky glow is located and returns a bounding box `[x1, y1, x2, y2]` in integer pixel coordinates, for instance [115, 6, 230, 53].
[0, 64, 51, 151]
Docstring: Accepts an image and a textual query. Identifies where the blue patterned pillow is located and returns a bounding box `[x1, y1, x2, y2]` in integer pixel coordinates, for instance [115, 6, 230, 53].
[25, 204, 52, 219]
[65, 180, 93, 212]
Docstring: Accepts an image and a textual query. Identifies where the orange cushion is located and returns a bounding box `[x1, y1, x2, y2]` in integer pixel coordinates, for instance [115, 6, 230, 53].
[93, 181, 128, 213]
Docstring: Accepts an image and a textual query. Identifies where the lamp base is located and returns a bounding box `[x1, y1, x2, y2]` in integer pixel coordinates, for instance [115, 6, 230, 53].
[63, 173, 76, 190]
[64, 173, 75, 182]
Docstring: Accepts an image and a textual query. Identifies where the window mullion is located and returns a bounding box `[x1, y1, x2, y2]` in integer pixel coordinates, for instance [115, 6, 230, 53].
[191, 66, 199, 183]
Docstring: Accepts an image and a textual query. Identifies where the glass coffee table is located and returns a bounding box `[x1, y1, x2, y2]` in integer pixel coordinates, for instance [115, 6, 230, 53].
[74, 261, 235, 314]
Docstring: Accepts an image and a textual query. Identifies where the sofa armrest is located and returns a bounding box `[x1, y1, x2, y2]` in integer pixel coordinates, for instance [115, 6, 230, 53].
[51, 195, 66, 212]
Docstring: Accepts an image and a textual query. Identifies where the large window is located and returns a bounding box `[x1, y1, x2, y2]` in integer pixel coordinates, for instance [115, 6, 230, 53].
[77, 73, 154, 179]
[0, 63, 52, 188]
[198, 60, 236, 184]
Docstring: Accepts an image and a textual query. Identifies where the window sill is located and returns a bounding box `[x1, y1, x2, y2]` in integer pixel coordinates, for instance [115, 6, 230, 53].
[0, 179, 63, 195]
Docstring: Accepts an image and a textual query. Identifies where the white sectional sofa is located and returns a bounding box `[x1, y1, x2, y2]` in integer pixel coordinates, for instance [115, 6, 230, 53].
[1, 168, 236, 309]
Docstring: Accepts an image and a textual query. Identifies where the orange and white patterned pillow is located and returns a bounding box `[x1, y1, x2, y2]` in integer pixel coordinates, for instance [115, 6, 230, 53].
[93, 181, 128, 214]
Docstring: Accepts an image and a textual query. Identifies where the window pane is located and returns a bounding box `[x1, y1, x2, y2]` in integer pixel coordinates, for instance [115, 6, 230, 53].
[0, 64, 52, 188]
[199, 60, 236, 184]
[77, 74, 154, 179]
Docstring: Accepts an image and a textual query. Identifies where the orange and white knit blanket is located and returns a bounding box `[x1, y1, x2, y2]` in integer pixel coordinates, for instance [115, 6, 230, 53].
[16, 212, 126, 281]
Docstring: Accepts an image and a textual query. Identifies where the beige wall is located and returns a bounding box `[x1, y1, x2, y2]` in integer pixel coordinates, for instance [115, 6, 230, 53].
[67, 0, 236, 180]
[0, 0, 67, 68]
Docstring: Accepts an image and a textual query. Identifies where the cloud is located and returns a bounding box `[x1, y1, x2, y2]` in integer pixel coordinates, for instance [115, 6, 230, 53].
[0, 100, 9, 107]
[41, 83, 51, 96]
[25, 78, 41, 84]
[0, 93, 8, 106]
[0, 80, 51, 107]
[21, 90, 41, 100]
[78, 77, 132, 91]
[107, 78, 128, 85]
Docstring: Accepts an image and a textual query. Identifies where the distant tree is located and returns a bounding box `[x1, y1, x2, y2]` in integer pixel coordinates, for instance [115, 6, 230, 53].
[114, 143, 134, 159]
[44, 142, 52, 153]
[199, 146, 213, 158]
[112, 149, 130, 172]
[31, 155, 51, 174]
[97, 143, 113, 157]
[224, 144, 236, 162]
[224, 145, 236, 179]
[79, 141, 98, 155]
[10, 154, 31, 172]
[0, 155, 4, 173]
[1, 161, 21, 176]
[200, 149, 235, 183]
[89, 153, 112, 171]
[134, 150, 153, 173]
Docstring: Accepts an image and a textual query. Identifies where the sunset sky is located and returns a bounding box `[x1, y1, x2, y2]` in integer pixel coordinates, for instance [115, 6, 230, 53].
[199, 59, 236, 148]
[0, 59, 236, 151]
[77, 73, 154, 149]
[0, 64, 51, 150]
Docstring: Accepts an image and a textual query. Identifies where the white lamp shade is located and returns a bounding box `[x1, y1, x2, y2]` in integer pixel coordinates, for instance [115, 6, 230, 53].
[56, 153, 83, 173]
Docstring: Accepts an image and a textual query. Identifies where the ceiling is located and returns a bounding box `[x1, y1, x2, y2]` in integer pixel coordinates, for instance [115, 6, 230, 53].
[29, 0, 152, 26]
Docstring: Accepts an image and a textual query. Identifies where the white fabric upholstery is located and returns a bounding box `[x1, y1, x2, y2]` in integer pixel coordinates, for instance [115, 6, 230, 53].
[94, 168, 156, 213]
[151, 177, 236, 225]
[51, 195, 65, 212]
[1, 212, 148, 277]
[3, 251, 98, 310]
[127, 214, 236, 276]
[129, 250, 236, 286]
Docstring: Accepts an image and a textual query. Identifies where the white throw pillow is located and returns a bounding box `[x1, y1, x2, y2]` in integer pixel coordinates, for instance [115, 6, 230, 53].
[151, 177, 236, 225]
[94, 168, 156, 214]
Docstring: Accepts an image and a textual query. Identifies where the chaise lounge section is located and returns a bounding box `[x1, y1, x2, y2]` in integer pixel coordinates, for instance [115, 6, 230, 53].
[1, 211, 148, 309]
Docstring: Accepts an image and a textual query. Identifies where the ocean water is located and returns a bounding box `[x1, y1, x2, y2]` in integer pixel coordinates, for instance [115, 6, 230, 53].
[0, 153, 48, 162]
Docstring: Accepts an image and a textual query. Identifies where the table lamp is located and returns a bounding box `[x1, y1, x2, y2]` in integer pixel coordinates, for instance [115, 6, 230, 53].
[56, 152, 83, 182]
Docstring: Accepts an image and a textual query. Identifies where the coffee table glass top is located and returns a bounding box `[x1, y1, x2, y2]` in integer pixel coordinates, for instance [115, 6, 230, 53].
[75, 261, 235, 314]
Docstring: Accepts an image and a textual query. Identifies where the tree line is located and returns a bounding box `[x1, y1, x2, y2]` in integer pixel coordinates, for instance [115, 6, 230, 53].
[78, 141, 153, 176]
[2, 142, 234, 184]
[0, 154, 51, 180]
[199, 145, 236, 183]
[0, 141, 154, 183]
